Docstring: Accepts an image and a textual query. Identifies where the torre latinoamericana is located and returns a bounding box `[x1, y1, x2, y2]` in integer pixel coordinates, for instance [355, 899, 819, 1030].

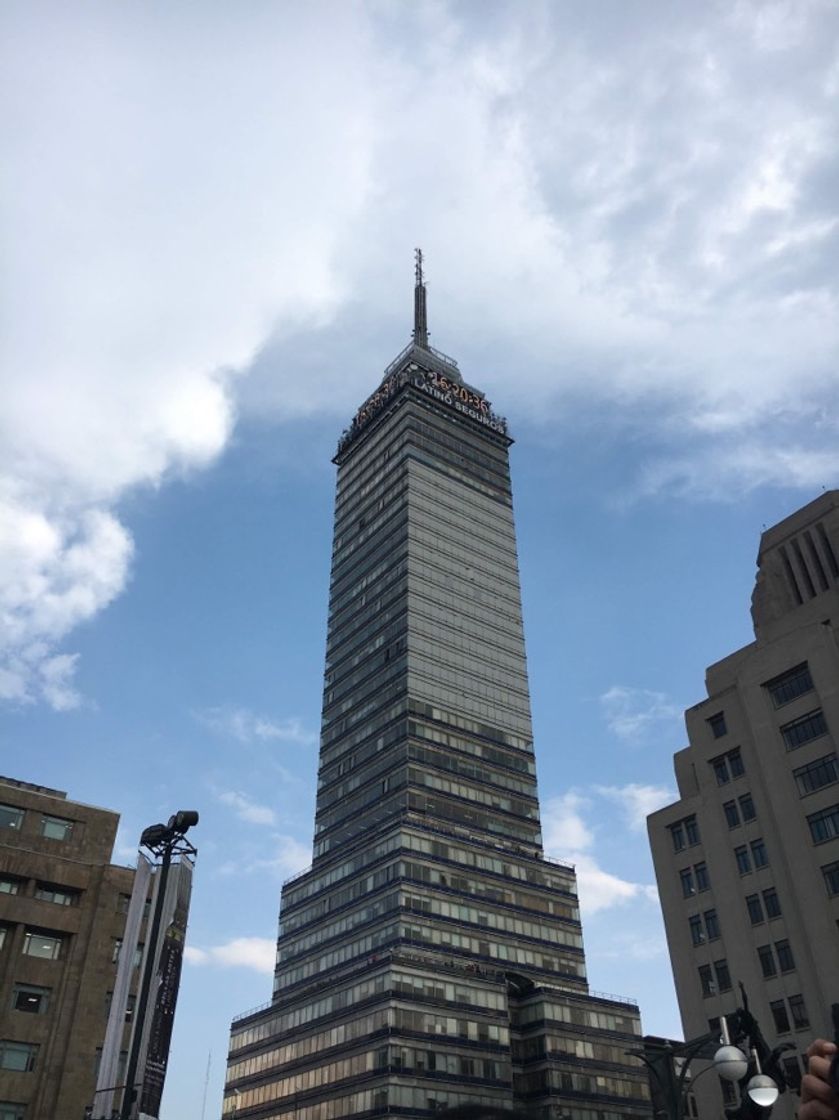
[223, 257, 651, 1120]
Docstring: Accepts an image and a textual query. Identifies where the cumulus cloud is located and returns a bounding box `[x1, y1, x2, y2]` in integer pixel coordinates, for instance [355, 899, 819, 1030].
[217, 791, 277, 828]
[600, 686, 683, 742]
[4, 1, 838, 705]
[217, 834, 311, 881]
[196, 707, 316, 746]
[595, 783, 675, 832]
[185, 937, 275, 975]
[541, 790, 658, 915]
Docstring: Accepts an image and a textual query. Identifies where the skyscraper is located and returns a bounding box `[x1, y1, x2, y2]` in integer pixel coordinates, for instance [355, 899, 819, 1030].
[648, 492, 839, 1120]
[224, 257, 651, 1120]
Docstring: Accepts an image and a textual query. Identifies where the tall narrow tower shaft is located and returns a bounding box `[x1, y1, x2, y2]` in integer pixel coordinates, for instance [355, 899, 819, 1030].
[224, 264, 650, 1120]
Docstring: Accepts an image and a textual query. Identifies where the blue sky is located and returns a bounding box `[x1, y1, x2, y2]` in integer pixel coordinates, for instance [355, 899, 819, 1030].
[2, 2, 839, 1116]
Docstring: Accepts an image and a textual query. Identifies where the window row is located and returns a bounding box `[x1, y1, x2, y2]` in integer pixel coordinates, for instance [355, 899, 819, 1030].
[0, 804, 75, 840]
[228, 1008, 392, 1082]
[0, 877, 80, 907]
[511, 999, 640, 1036]
[222, 1081, 505, 1120]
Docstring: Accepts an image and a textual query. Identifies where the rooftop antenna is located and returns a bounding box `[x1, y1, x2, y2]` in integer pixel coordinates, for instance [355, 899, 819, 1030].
[413, 247, 429, 349]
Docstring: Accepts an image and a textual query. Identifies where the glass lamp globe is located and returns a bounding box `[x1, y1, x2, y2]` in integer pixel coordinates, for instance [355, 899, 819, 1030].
[714, 1045, 749, 1082]
[747, 1073, 779, 1107]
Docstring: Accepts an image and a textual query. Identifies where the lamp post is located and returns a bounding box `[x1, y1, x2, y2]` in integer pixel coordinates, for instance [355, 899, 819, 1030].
[630, 1023, 749, 1120]
[119, 810, 198, 1120]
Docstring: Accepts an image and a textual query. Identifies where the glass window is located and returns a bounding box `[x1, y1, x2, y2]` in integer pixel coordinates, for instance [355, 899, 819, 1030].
[22, 931, 63, 961]
[670, 822, 685, 852]
[765, 663, 814, 708]
[728, 748, 745, 778]
[782, 709, 828, 751]
[689, 915, 704, 946]
[694, 862, 710, 891]
[680, 868, 695, 897]
[782, 1056, 802, 1092]
[712, 757, 731, 785]
[775, 939, 795, 972]
[708, 712, 727, 738]
[34, 884, 78, 907]
[12, 984, 51, 1015]
[698, 964, 714, 997]
[685, 816, 700, 845]
[40, 815, 73, 841]
[823, 860, 839, 896]
[738, 793, 756, 821]
[763, 887, 782, 918]
[794, 754, 839, 796]
[0, 805, 24, 831]
[746, 894, 764, 924]
[788, 995, 809, 1030]
[723, 801, 740, 828]
[751, 838, 769, 868]
[0, 1102, 26, 1120]
[757, 945, 776, 978]
[714, 959, 732, 992]
[0, 879, 21, 896]
[0, 1041, 38, 1072]
[807, 804, 839, 845]
[770, 1000, 790, 1033]
[735, 845, 751, 874]
[704, 909, 720, 941]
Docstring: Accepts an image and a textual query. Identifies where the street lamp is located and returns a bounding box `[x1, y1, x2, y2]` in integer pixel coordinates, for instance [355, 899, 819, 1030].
[714, 1017, 750, 1083]
[119, 810, 198, 1120]
[747, 1051, 780, 1110]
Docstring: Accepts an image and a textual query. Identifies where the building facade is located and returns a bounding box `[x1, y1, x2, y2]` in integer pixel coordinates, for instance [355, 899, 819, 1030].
[224, 261, 651, 1120]
[648, 492, 839, 1119]
[0, 775, 138, 1120]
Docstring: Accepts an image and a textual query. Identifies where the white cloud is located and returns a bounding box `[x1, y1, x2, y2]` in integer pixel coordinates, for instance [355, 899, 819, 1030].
[217, 791, 277, 828]
[600, 686, 683, 742]
[541, 790, 658, 916]
[216, 834, 311, 881]
[3, 2, 838, 704]
[253, 835, 312, 880]
[197, 707, 316, 746]
[185, 937, 274, 975]
[0, 498, 133, 708]
[595, 783, 676, 832]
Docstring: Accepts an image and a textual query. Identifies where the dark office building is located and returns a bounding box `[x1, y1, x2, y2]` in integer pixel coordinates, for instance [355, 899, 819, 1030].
[224, 259, 651, 1120]
[0, 776, 137, 1120]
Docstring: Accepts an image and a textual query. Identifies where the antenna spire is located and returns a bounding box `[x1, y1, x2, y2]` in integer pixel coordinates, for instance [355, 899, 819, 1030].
[413, 247, 429, 349]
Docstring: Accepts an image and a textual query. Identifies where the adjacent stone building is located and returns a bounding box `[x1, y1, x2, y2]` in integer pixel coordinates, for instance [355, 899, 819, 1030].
[223, 259, 651, 1120]
[648, 491, 839, 1120]
[0, 776, 137, 1119]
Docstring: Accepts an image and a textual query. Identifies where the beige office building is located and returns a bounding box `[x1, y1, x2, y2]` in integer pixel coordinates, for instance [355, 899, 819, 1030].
[648, 492, 839, 1120]
[0, 776, 137, 1120]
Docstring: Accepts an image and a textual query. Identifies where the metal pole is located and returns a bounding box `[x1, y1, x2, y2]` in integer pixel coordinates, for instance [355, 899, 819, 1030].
[120, 842, 172, 1120]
